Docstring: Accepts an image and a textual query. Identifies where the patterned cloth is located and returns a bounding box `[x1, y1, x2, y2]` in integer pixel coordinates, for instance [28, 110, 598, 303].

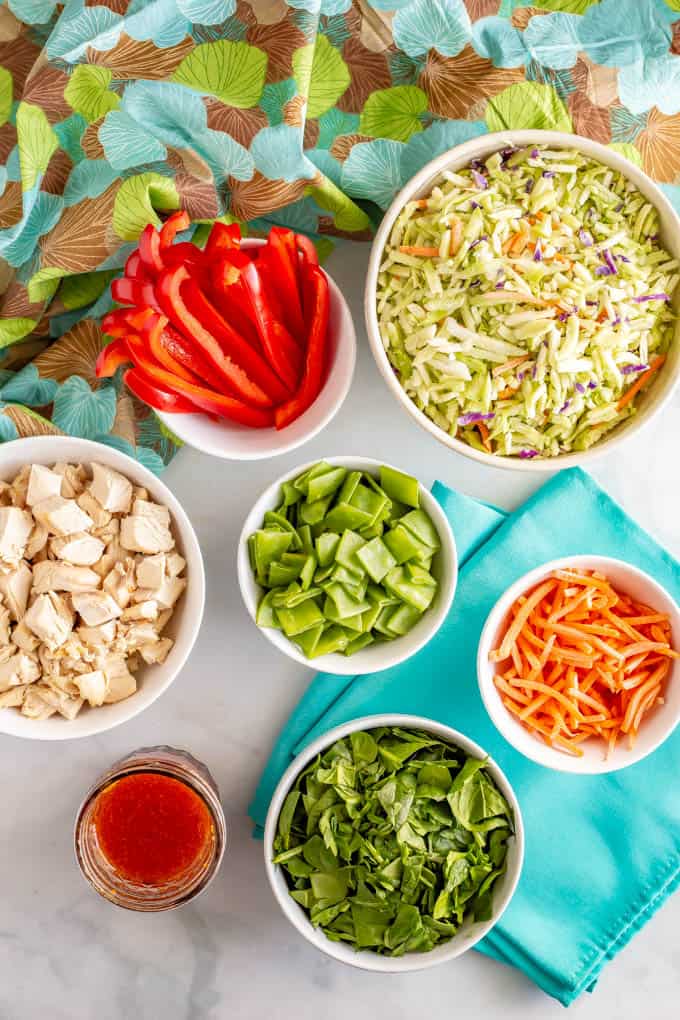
[0, 0, 679, 468]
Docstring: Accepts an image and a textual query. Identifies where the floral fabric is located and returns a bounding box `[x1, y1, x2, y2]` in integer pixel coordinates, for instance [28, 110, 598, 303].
[0, 0, 678, 469]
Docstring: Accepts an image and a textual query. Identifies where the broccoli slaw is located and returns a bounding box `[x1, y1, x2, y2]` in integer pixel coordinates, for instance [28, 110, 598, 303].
[375, 145, 678, 458]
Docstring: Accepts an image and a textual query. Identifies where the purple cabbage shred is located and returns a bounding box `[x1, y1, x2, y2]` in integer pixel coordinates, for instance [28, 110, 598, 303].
[578, 229, 593, 247]
[471, 169, 488, 190]
[519, 449, 539, 459]
[533, 242, 542, 262]
[621, 363, 648, 375]
[542, 170, 555, 178]
[575, 383, 585, 393]
[614, 202, 624, 212]
[530, 148, 539, 158]
[559, 401, 571, 413]
[588, 381, 597, 390]
[458, 411, 495, 426]
[633, 293, 670, 302]
[525, 178, 534, 194]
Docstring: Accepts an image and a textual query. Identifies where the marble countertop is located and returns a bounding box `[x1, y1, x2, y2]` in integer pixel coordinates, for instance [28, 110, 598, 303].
[2, 246, 679, 1020]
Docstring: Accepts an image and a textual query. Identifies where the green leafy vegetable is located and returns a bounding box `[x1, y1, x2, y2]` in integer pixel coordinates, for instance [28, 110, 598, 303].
[273, 726, 514, 956]
[250, 463, 441, 658]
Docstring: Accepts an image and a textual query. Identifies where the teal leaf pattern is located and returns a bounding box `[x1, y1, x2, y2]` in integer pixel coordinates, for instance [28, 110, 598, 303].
[52, 376, 116, 438]
[394, 0, 471, 59]
[341, 138, 405, 210]
[251, 125, 316, 183]
[0, 364, 58, 406]
[99, 110, 168, 172]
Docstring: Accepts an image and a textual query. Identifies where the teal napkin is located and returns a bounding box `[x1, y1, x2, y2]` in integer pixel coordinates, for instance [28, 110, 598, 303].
[250, 468, 680, 1006]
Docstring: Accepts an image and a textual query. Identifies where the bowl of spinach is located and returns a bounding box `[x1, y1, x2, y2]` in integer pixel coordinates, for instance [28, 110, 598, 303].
[264, 714, 524, 971]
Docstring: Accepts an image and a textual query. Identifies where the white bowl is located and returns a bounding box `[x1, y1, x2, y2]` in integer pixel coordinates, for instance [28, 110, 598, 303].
[157, 239, 356, 460]
[264, 713, 524, 972]
[477, 555, 680, 774]
[0, 437, 205, 740]
[236, 457, 457, 675]
[364, 130, 680, 472]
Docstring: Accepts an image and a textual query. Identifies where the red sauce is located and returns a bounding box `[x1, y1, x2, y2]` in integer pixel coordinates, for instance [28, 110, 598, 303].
[92, 772, 214, 885]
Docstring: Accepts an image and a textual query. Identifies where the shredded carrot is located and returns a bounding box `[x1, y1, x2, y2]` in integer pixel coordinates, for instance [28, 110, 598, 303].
[492, 356, 529, 378]
[496, 387, 516, 400]
[398, 245, 440, 257]
[616, 354, 666, 411]
[411, 199, 429, 209]
[490, 567, 676, 759]
[477, 421, 492, 452]
[449, 215, 463, 256]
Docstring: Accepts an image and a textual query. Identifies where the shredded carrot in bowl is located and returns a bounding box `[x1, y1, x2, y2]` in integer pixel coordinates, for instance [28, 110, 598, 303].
[490, 569, 678, 758]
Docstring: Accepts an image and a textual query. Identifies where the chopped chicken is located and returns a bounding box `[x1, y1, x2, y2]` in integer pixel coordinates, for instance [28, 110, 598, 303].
[102, 561, 136, 609]
[71, 590, 122, 626]
[139, 637, 173, 665]
[26, 465, 63, 507]
[77, 621, 116, 646]
[74, 669, 108, 707]
[33, 496, 93, 536]
[89, 463, 133, 514]
[26, 523, 49, 559]
[32, 561, 101, 594]
[136, 553, 166, 590]
[53, 462, 87, 498]
[0, 561, 32, 620]
[0, 507, 33, 564]
[76, 489, 111, 529]
[51, 532, 105, 566]
[24, 592, 73, 649]
[101, 656, 137, 703]
[21, 686, 57, 720]
[122, 600, 158, 622]
[0, 461, 186, 722]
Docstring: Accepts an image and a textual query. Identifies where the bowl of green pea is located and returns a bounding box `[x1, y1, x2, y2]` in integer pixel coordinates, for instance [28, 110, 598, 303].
[237, 457, 457, 674]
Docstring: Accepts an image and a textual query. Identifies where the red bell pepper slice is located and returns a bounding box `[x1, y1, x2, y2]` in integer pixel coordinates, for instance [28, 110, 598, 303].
[96, 338, 133, 379]
[101, 306, 156, 339]
[205, 221, 241, 258]
[295, 233, 319, 267]
[159, 210, 190, 250]
[124, 251, 149, 280]
[267, 227, 305, 342]
[156, 323, 220, 390]
[209, 256, 263, 353]
[156, 263, 273, 408]
[138, 224, 164, 275]
[142, 313, 205, 386]
[274, 265, 329, 430]
[111, 277, 162, 312]
[124, 368, 201, 414]
[183, 278, 290, 405]
[240, 261, 302, 392]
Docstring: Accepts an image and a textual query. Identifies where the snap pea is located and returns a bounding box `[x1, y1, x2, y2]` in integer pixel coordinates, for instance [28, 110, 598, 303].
[249, 462, 443, 658]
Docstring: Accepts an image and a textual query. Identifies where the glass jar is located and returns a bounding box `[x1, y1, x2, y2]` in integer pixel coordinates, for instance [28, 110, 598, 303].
[75, 745, 226, 912]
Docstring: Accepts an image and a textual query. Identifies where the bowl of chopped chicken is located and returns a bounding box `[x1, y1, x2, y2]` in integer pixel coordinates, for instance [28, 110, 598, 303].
[0, 437, 204, 739]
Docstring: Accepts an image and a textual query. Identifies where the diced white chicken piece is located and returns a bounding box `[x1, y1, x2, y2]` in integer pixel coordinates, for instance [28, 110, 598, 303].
[38, 685, 83, 720]
[136, 553, 166, 590]
[21, 686, 57, 720]
[10, 466, 30, 508]
[44, 672, 80, 697]
[26, 523, 49, 560]
[53, 462, 87, 498]
[76, 489, 111, 529]
[0, 561, 31, 620]
[132, 486, 149, 502]
[101, 656, 137, 703]
[0, 685, 28, 709]
[0, 507, 33, 564]
[32, 560, 101, 594]
[92, 517, 120, 543]
[12, 620, 39, 652]
[118, 621, 158, 651]
[120, 514, 174, 555]
[122, 600, 158, 622]
[72, 590, 122, 626]
[26, 464, 63, 507]
[77, 621, 116, 646]
[74, 669, 108, 707]
[165, 552, 186, 578]
[136, 576, 186, 610]
[102, 561, 136, 609]
[0, 606, 10, 645]
[89, 463, 133, 514]
[156, 609, 173, 633]
[24, 592, 73, 649]
[0, 652, 40, 691]
[0, 481, 12, 507]
[33, 496, 93, 537]
[133, 498, 170, 527]
[50, 532, 105, 566]
[92, 536, 126, 578]
[139, 637, 173, 665]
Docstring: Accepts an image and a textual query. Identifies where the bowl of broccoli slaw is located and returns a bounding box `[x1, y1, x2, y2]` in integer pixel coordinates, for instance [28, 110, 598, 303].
[365, 131, 680, 469]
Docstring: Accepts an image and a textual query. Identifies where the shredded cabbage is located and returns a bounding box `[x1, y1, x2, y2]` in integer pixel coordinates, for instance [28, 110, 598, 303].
[376, 145, 678, 458]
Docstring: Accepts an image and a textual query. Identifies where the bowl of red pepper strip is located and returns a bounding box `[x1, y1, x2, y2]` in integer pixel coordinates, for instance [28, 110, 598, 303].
[96, 219, 356, 461]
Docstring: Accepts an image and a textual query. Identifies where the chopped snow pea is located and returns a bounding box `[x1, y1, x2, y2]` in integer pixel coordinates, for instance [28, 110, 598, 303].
[249, 462, 441, 657]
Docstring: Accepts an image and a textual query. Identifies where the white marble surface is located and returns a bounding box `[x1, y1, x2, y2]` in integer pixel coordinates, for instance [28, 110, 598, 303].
[2, 246, 680, 1020]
